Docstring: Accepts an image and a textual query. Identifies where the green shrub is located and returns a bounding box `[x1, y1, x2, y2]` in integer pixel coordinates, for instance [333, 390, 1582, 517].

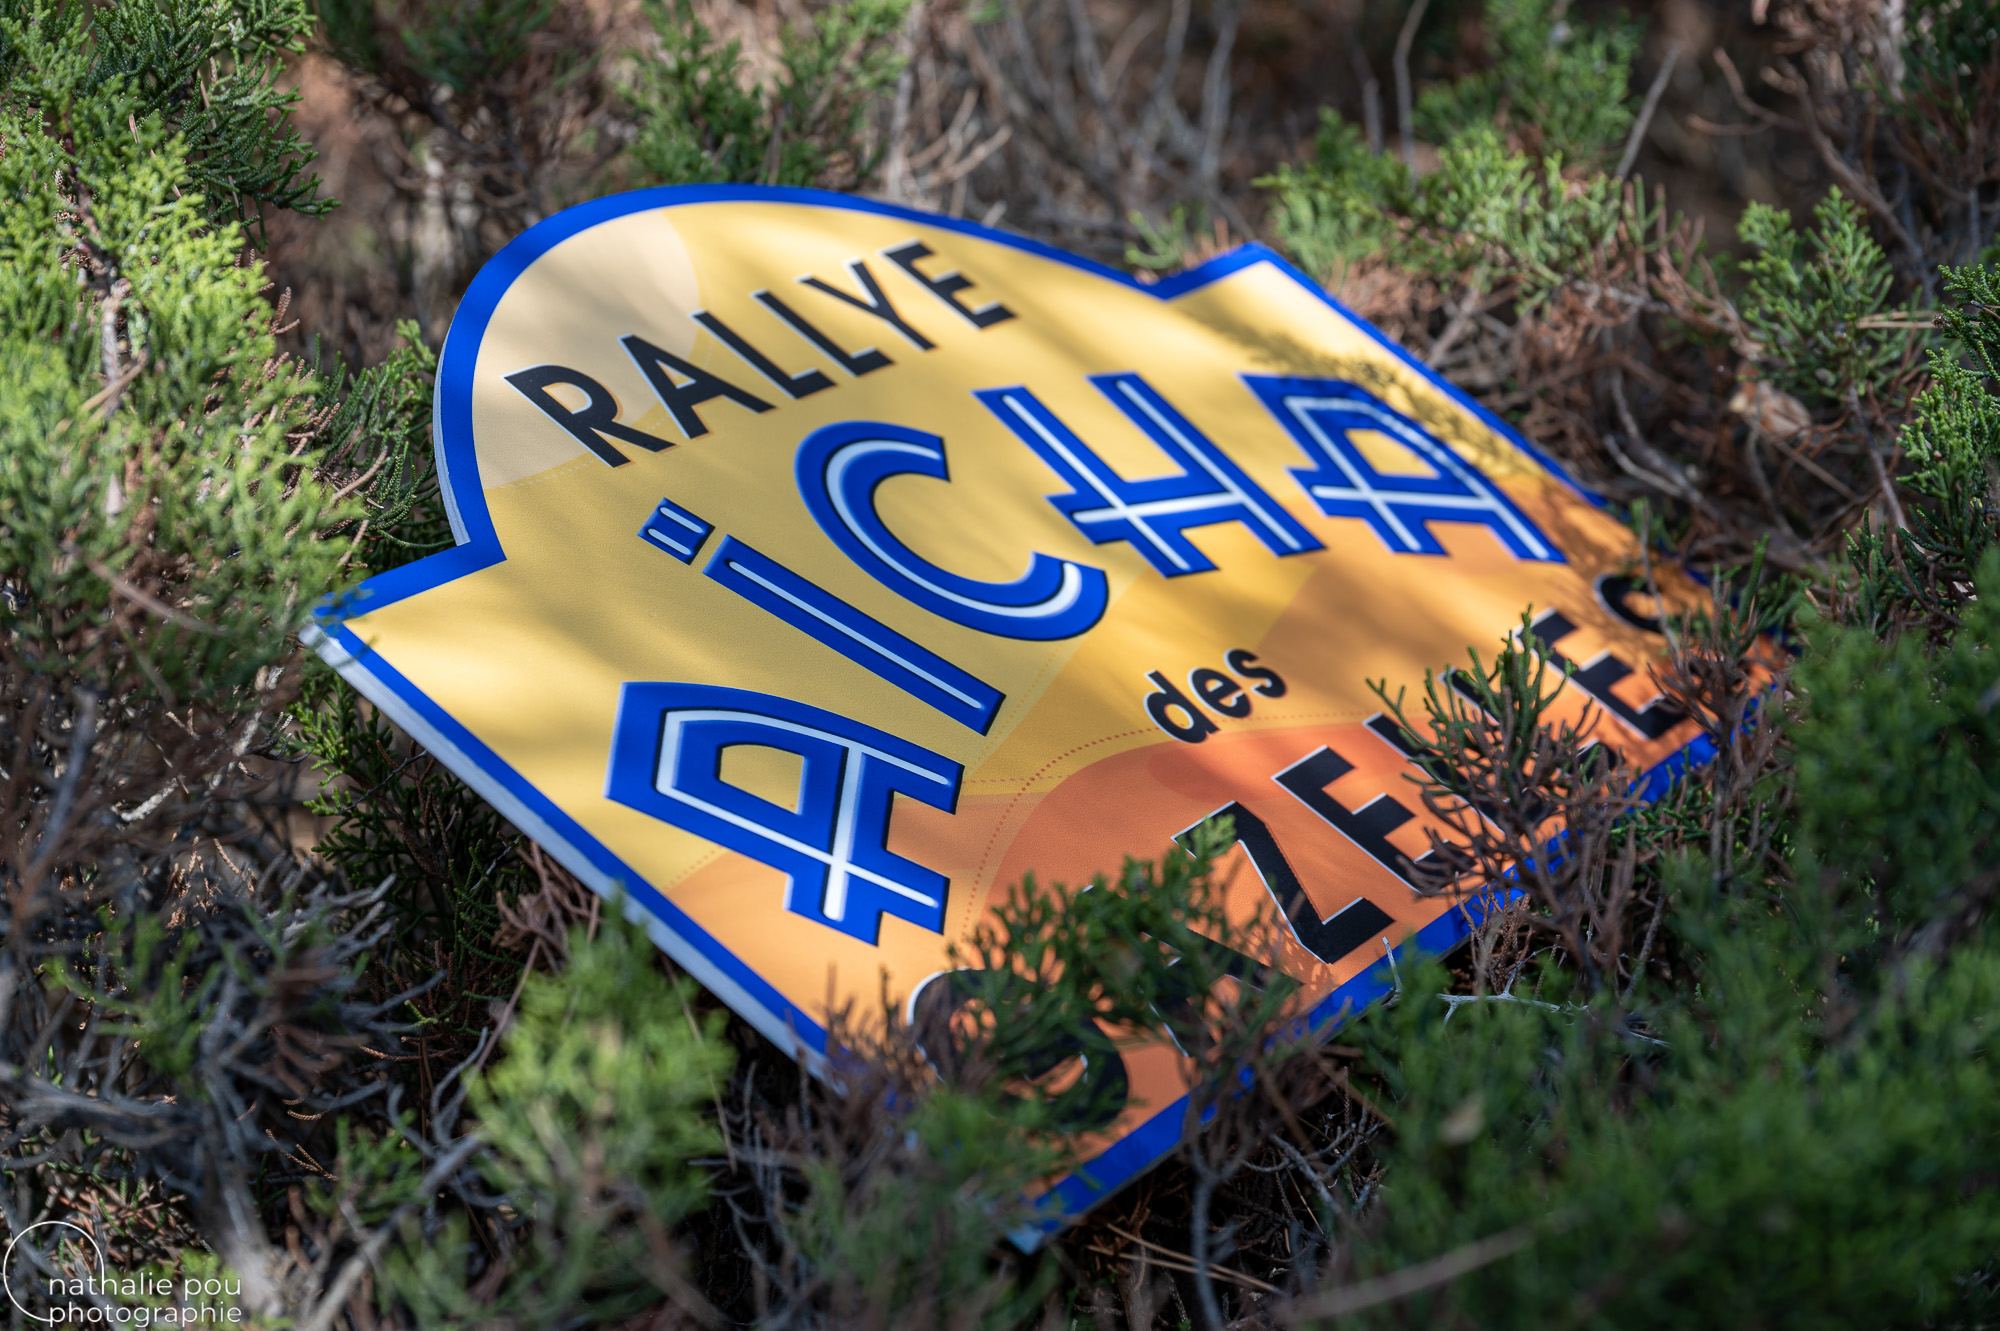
[1413, 0, 1640, 167]
[628, 0, 911, 190]
[1738, 190, 1905, 406]
[384, 909, 733, 1325]
[11, 1, 2000, 1325]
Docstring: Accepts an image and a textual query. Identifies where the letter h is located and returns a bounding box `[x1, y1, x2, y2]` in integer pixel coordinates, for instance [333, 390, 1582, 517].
[976, 374, 1322, 577]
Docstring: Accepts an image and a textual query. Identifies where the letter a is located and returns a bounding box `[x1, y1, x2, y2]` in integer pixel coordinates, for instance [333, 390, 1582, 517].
[605, 683, 962, 943]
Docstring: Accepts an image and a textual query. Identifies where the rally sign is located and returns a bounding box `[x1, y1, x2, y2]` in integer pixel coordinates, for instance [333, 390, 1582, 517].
[308, 186, 1708, 1216]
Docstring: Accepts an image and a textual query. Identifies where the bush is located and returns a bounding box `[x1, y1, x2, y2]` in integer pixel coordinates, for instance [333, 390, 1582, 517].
[6, 0, 2000, 1327]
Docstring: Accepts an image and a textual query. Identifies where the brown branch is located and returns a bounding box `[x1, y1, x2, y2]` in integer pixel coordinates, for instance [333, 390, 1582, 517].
[1686, 113, 1771, 138]
[79, 350, 148, 419]
[1606, 371, 1701, 503]
[1278, 1223, 1540, 1322]
[1766, 55, 1922, 263]
[97, 276, 130, 418]
[78, 553, 224, 636]
[1847, 384, 1908, 529]
[1617, 46, 1681, 180]
[293, 1137, 482, 1331]
[1194, 0, 1244, 199]
[1711, 48, 1799, 131]
[1763, 429, 1863, 502]
[1098, 1224, 1280, 1295]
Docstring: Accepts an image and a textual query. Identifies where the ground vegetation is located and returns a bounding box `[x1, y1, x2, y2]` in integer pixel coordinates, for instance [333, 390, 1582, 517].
[3, 0, 1998, 1326]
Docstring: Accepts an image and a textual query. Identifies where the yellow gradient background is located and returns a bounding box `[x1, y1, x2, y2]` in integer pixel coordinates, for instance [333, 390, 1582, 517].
[339, 199, 1699, 1152]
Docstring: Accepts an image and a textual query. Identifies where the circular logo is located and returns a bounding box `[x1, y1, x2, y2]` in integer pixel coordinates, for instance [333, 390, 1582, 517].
[4, 1221, 107, 1323]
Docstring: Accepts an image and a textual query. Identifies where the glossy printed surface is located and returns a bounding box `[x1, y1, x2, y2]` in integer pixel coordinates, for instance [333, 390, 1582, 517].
[310, 187, 1709, 1217]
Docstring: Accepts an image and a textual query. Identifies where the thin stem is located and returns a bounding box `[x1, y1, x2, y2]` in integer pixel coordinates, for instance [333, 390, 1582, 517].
[1394, 0, 1431, 171]
[1617, 46, 1680, 180]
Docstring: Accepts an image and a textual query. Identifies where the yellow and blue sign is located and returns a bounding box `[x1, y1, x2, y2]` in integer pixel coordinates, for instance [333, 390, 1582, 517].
[308, 186, 1710, 1216]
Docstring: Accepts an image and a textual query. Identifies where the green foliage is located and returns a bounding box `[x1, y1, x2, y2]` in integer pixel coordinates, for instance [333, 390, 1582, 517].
[1334, 892, 2000, 1329]
[1937, 260, 2000, 380]
[313, 1113, 435, 1226]
[317, 0, 571, 97]
[1907, 265, 2000, 585]
[1907, 274, 2000, 568]
[283, 323, 489, 971]
[476, 911, 727, 1222]
[31, 870, 400, 1135]
[16, 0, 1995, 1321]
[1127, 202, 1215, 272]
[1896, 0, 2000, 128]
[0, 0, 330, 237]
[48, 915, 204, 1082]
[289, 660, 527, 969]
[408, 0, 552, 91]
[627, 0, 911, 189]
[1905, 0, 2000, 74]
[943, 817, 1295, 1131]
[386, 909, 733, 1326]
[0, 18, 347, 704]
[1264, 119, 1634, 303]
[1263, 0, 1641, 288]
[766, 831, 1274, 1326]
[1413, 0, 1640, 167]
[1845, 263, 2000, 628]
[1260, 112, 1410, 280]
[1308, 541, 2000, 1327]
[315, 321, 452, 578]
[783, 1085, 1064, 1326]
[1792, 549, 2000, 952]
[1739, 189, 1907, 405]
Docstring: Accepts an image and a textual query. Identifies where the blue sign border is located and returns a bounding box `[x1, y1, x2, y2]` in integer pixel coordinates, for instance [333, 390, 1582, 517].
[307, 184, 1699, 1227]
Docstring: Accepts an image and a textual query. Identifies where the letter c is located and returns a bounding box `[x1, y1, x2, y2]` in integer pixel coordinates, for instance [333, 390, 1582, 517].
[795, 421, 1109, 640]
